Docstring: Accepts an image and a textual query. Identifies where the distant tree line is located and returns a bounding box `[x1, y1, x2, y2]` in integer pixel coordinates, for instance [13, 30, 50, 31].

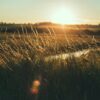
[0, 22, 100, 35]
[0, 23, 49, 33]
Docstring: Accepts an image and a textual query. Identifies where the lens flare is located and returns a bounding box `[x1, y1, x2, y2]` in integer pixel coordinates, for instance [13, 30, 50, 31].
[30, 80, 41, 95]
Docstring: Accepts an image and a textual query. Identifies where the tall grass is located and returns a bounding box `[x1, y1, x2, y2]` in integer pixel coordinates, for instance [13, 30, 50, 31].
[0, 26, 100, 100]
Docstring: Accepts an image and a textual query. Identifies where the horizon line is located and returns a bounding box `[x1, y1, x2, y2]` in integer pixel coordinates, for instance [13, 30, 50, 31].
[0, 21, 100, 25]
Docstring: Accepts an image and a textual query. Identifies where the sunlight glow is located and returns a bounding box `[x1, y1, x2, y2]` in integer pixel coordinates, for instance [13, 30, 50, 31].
[51, 7, 79, 24]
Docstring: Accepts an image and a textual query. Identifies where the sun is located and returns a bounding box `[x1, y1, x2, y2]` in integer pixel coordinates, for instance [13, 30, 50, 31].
[51, 7, 78, 24]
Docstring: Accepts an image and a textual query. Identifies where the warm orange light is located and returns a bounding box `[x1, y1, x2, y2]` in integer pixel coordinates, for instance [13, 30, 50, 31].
[30, 80, 41, 95]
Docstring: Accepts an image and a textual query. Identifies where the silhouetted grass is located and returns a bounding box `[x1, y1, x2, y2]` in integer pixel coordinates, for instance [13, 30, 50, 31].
[0, 50, 100, 100]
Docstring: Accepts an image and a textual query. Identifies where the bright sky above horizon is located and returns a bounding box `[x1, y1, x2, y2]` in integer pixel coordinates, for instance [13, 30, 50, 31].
[0, 0, 100, 24]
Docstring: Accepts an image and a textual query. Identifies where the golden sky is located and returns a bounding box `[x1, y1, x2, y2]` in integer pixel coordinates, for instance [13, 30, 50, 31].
[0, 0, 100, 24]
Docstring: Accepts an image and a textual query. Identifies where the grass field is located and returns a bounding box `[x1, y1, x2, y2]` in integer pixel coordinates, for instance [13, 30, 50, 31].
[0, 24, 100, 100]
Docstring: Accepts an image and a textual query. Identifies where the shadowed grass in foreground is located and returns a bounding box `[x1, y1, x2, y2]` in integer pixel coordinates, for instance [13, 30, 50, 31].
[0, 49, 100, 100]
